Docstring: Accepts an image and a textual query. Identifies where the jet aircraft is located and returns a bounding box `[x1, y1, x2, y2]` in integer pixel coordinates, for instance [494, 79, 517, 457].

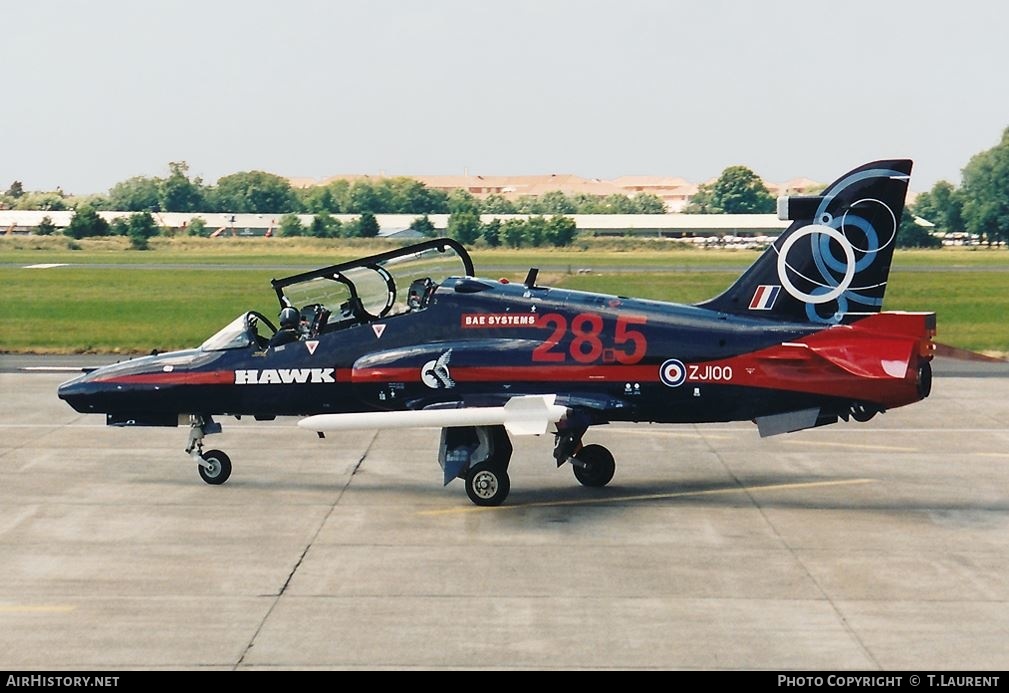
[59, 159, 935, 505]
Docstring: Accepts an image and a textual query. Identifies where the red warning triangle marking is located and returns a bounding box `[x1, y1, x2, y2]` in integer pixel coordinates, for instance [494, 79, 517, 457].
[305, 340, 319, 355]
[372, 324, 386, 339]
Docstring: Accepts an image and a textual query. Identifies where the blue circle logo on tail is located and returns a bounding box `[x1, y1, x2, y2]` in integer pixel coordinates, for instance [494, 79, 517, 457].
[659, 359, 686, 388]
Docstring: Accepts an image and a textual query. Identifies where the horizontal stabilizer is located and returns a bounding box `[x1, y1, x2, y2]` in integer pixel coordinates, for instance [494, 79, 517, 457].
[776, 195, 826, 221]
[298, 395, 568, 436]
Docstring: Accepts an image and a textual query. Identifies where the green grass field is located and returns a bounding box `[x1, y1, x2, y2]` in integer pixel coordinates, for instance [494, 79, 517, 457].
[558, 271, 1009, 355]
[6, 235, 1009, 267]
[2, 237, 1008, 354]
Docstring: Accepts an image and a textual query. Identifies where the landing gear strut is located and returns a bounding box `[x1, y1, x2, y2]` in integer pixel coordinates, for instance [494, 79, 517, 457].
[186, 415, 231, 485]
[440, 422, 618, 506]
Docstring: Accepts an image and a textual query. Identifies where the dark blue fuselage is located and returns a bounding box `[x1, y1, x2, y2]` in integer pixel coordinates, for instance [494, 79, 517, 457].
[59, 276, 831, 427]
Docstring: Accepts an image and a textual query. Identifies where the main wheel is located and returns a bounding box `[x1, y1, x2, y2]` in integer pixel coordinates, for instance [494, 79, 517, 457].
[573, 444, 615, 487]
[465, 463, 510, 507]
[199, 449, 232, 485]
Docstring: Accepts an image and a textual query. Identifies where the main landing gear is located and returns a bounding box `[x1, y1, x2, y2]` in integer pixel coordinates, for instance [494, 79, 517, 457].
[185, 415, 232, 485]
[570, 444, 616, 487]
[441, 425, 514, 507]
[553, 425, 616, 489]
[441, 423, 618, 507]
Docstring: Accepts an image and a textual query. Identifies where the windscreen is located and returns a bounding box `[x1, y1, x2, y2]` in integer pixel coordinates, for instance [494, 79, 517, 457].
[200, 312, 276, 351]
[200, 314, 253, 351]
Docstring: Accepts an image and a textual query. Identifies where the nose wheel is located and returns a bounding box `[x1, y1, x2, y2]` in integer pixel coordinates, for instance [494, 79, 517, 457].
[198, 449, 232, 485]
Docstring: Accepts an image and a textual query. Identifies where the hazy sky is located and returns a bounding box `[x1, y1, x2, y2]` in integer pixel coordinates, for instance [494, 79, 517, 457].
[5, 0, 1008, 194]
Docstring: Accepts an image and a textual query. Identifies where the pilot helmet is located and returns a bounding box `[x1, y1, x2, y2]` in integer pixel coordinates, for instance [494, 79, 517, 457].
[279, 306, 300, 330]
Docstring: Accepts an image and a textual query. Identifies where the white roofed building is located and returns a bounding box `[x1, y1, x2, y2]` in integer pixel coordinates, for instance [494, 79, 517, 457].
[1, 209, 787, 241]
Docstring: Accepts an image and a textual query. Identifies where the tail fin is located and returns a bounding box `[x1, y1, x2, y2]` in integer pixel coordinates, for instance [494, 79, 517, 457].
[698, 159, 912, 324]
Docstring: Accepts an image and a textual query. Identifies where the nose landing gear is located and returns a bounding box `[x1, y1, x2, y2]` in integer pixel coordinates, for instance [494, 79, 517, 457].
[186, 415, 232, 485]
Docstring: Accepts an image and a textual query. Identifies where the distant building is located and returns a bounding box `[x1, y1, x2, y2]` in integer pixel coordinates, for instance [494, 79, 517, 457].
[309, 173, 632, 201]
[609, 176, 698, 212]
[764, 177, 825, 197]
[0, 209, 787, 242]
[0, 210, 423, 239]
[292, 172, 824, 213]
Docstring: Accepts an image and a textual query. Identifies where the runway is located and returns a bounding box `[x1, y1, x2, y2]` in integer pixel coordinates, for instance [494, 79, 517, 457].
[1, 367, 1008, 669]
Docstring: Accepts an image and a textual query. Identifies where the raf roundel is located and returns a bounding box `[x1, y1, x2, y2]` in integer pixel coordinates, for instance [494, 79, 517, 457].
[659, 359, 687, 388]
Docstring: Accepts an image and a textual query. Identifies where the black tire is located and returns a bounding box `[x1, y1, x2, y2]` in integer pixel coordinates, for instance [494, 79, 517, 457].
[850, 403, 877, 423]
[917, 361, 933, 398]
[198, 449, 232, 485]
[465, 463, 510, 507]
[573, 444, 615, 487]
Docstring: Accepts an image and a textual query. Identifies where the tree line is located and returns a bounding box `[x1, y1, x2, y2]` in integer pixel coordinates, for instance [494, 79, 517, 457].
[910, 128, 1009, 246]
[2, 161, 634, 249]
[31, 204, 579, 250]
[268, 210, 577, 248]
[36, 208, 162, 250]
[8, 127, 1009, 248]
[1, 162, 667, 216]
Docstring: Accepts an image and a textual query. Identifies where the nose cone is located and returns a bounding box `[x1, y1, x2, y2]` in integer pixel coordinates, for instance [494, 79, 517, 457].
[58, 369, 105, 413]
[57, 354, 166, 414]
[56, 349, 222, 416]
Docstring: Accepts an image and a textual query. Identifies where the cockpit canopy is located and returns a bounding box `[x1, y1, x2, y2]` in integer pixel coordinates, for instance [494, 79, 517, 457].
[270, 238, 474, 333]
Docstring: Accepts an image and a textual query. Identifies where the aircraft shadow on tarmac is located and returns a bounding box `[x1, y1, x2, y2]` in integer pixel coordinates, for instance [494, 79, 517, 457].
[472, 477, 1009, 515]
[137, 472, 1009, 517]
